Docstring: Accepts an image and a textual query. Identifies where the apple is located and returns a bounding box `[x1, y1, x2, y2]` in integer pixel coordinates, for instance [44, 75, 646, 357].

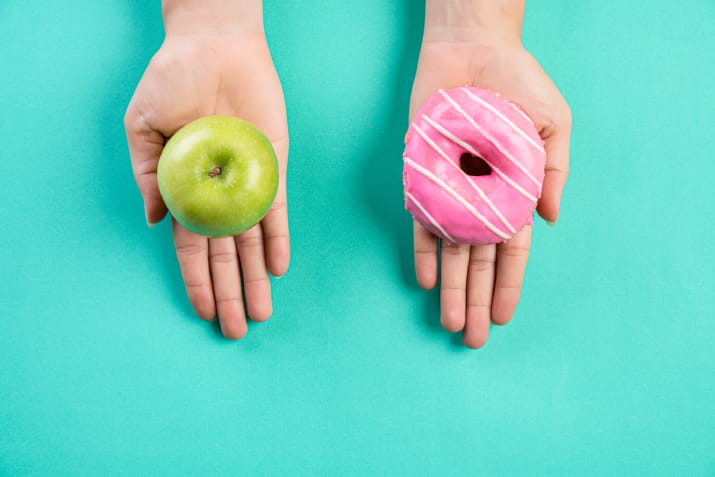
[157, 115, 278, 237]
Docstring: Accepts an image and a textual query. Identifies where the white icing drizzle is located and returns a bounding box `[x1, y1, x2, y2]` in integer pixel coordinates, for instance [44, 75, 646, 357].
[411, 123, 516, 234]
[406, 191, 456, 243]
[461, 87, 545, 153]
[404, 157, 511, 240]
[421, 115, 538, 203]
[438, 89, 542, 187]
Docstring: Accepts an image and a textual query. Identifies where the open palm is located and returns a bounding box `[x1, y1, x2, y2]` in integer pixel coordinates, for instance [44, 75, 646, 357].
[409, 39, 571, 348]
[125, 33, 289, 339]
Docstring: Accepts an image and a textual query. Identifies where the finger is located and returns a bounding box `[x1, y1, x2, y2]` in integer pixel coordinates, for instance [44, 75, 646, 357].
[124, 107, 168, 225]
[414, 221, 438, 289]
[492, 226, 532, 325]
[440, 240, 470, 333]
[463, 245, 496, 349]
[262, 136, 290, 277]
[172, 220, 215, 321]
[537, 109, 572, 224]
[236, 225, 272, 322]
[208, 237, 247, 340]
[261, 189, 289, 277]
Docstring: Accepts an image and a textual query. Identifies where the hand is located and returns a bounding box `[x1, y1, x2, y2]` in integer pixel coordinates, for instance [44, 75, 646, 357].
[410, 2, 572, 348]
[124, 12, 289, 340]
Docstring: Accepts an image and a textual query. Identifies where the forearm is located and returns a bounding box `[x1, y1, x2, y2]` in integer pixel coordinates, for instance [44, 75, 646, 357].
[424, 0, 524, 43]
[162, 0, 263, 37]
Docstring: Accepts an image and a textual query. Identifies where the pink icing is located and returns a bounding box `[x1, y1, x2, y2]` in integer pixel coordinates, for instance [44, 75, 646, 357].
[403, 86, 546, 245]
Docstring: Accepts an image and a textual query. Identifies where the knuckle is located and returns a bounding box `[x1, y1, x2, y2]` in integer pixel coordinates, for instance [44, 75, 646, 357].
[209, 250, 237, 264]
[184, 277, 207, 287]
[467, 302, 490, 314]
[545, 164, 568, 175]
[176, 243, 206, 259]
[271, 136, 289, 157]
[469, 257, 494, 273]
[215, 296, 242, 306]
[271, 135, 289, 148]
[540, 116, 557, 137]
[243, 275, 270, 286]
[500, 244, 531, 258]
[267, 200, 287, 215]
[124, 108, 153, 138]
[132, 167, 157, 185]
[185, 282, 208, 294]
[497, 283, 523, 291]
[124, 110, 143, 137]
[441, 241, 468, 256]
[542, 105, 572, 137]
[236, 233, 263, 249]
[124, 106, 163, 147]
[265, 232, 289, 242]
[263, 221, 289, 241]
[441, 285, 466, 293]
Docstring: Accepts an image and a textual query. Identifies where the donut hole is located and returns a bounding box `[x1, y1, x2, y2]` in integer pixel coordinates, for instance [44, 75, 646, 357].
[459, 153, 492, 177]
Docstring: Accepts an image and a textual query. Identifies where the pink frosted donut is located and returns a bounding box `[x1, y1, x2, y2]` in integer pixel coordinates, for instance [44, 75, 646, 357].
[403, 86, 546, 245]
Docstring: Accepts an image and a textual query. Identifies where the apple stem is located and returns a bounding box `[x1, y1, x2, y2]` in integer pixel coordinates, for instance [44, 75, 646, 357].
[208, 166, 222, 178]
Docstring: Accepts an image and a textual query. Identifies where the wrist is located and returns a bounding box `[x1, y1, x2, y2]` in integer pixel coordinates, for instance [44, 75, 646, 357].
[423, 0, 523, 45]
[163, 0, 264, 38]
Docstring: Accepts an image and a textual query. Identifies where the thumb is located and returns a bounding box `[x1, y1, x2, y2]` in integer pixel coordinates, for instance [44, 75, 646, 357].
[536, 114, 572, 224]
[124, 108, 168, 226]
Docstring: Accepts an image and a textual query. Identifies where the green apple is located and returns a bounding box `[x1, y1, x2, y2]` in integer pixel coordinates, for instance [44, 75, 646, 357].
[157, 115, 278, 238]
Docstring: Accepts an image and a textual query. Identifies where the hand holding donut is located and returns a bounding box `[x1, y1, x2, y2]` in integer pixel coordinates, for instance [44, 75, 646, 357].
[409, 0, 572, 348]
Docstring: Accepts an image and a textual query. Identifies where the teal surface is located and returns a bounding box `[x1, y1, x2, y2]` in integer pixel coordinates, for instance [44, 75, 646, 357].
[1, 1, 714, 475]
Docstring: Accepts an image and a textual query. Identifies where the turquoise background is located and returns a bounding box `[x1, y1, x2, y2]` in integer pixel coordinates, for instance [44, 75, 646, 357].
[1, 0, 713, 475]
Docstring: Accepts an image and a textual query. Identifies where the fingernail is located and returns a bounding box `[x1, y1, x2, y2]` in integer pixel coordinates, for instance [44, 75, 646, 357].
[146, 213, 156, 228]
[145, 206, 156, 228]
[546, 220, 557, 227]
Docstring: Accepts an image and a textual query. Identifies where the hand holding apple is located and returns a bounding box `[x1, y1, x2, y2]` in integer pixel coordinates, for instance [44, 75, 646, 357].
[124, 2, 288, 340]
[157, 115, 279, 238]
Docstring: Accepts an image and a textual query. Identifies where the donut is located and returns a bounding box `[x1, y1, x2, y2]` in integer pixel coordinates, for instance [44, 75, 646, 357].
[403, 86, 546, 245]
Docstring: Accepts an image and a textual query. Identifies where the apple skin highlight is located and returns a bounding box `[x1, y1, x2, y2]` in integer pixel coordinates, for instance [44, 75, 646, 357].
[157, 115, 278, 238]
